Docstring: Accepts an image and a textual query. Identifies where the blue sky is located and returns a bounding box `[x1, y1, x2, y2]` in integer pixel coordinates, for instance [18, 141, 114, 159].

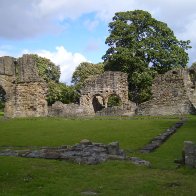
[0, 0, 196, 84]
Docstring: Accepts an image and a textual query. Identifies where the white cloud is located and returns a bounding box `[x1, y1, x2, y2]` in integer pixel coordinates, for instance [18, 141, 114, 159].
[23, 46, 88, 84]
[1, 0, 196, 37]
[0, 0, 196, 64]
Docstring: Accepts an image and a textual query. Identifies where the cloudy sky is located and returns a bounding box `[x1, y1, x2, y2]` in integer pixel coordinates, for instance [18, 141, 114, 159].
[0, 0, 196, 84]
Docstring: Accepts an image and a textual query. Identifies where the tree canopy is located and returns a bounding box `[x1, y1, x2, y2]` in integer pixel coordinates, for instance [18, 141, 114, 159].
[32, 55, 78, 105]
[103, 10, 191, 103]
[72, 62, 104, 89]
[33, 54, 60, 83]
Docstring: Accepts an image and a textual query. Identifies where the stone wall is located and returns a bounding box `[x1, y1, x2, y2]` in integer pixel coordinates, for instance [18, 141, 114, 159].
[48, 101, 87, 117]
[96, 101, 136, 116]
[137, 69, 196, 116]
[13, 82, 48, 117]
[183, 141, 196, 168]
[0, 54, 48, 118]
[80, 71, 130, 115]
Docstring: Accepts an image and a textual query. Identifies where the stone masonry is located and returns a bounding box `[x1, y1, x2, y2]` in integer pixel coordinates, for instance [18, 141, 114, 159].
[80, 71, 130, 115]
[183, 141, 196, 168]
[1, 53, 196, 118]
[48, 101, 87, 117]
[49, 71, 136, 117]
[0, 140, 126, 165]
[0, 55, 48, 118]
[0, 140, 151, 166]
[137, 69, 196, 116]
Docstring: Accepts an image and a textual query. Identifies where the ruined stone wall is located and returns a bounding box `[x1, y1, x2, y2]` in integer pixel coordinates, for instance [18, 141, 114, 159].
[13, 82, 48, 117]
[96, 101, 136, 116]
[137, 69, 196, 116]
[48, 101, 87, 117]
[80, 71, 129, 114]
[0, 55, 48, 118]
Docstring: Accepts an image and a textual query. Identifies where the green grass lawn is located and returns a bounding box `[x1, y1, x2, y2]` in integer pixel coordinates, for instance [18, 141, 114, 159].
[0, 111, 4, 117]
[0, 116, 196, 195]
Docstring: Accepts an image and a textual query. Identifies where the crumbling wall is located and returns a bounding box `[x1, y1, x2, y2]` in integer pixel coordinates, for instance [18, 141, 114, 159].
[80, 71, 130, 114]
[96, 101, 136, 116]
[137, 69, 196, 116]
[48, 101, 87, 117]
[13, 82, 48, 117]
[0, 55, 48, 118]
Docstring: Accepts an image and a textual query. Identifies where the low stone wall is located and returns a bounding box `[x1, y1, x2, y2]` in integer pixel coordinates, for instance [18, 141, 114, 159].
[0, 140, 125, 165]
[96, 101, 136, 116]
[48, 101, 88, 117]
[140, 120, 185, 153]
[0, 140, 151, 166]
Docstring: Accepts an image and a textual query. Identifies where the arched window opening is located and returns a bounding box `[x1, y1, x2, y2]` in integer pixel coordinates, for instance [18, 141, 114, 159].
[107, 94, 122, 107]
[92, 95, 104, 113]
[189, 70, 196, 85]
[172, 71, 178, 75]
[0, 86, 6, 116]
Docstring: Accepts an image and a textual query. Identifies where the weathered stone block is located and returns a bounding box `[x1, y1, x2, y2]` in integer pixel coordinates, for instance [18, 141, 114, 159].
[184, 141, 196, 168]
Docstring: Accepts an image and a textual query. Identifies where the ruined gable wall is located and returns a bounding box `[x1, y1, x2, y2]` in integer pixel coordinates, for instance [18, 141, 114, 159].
[13, 82, 48, 117]
[137, 69, 196, 116]
[0, 55, 48, 118]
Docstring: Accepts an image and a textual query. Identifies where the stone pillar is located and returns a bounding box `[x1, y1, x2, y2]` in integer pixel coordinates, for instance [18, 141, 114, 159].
[184, 141, 196, 168]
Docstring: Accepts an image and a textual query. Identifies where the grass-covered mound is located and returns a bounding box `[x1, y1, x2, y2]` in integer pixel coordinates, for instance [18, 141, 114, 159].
[0, 116, 196, 195]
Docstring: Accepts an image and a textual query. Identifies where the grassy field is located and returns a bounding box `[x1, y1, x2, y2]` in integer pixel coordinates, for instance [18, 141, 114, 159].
[0, 116, 196, 195]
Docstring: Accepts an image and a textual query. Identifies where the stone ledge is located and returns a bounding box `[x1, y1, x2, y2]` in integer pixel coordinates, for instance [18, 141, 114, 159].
[0, 140, 151, 166]
[140, 119, 186, 153]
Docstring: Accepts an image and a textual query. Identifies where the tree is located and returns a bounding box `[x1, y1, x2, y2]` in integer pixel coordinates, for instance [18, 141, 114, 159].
[72, 62, 104, 89]
[32, 54, 60, 83]
[47, 81, 79, 105]
[103, 10, 191, 103]
[191, 62, 196, 69]
[107, 95, 122, 107]
[32, 55, 78, 105]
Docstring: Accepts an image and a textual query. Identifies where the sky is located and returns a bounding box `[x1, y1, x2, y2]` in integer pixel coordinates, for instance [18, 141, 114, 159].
[0, 0, 196, 84]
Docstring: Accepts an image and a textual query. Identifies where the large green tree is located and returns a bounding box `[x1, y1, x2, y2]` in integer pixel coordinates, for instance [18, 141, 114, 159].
[103, 10, 191, 103]
[33, 54, 60, 83]
[72, 62, 104, 89]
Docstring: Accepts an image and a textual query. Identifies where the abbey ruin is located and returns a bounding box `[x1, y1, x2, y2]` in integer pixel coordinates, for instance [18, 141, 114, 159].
[0, 54, 196, 118]
[0, 55, 48, 118]
[137, 68, 196, 115]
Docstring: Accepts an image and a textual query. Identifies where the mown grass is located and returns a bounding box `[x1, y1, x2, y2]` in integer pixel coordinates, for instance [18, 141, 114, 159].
[0, 111, 4, 117]
[0, 115, 196, 195]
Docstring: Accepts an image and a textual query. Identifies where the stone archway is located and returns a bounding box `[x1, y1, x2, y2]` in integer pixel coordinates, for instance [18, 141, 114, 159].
[106, 94, 122, 107]
[92, 94, 105, 113]
[79, 71, 129, 115]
